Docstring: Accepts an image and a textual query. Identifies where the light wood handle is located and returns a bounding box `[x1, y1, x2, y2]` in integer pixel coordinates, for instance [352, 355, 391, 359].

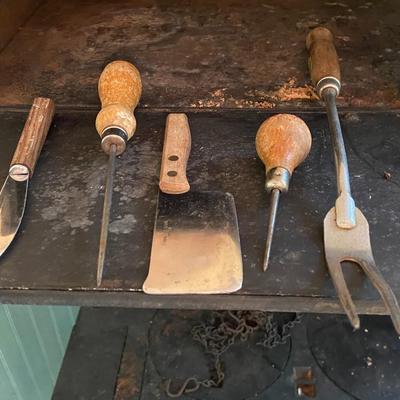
[256, 114, 312, 175]
[10, 97, 55, 180]
[95, 61, 142, 144]
[159, 114, 191, 194]
[306, 27, 341, 86]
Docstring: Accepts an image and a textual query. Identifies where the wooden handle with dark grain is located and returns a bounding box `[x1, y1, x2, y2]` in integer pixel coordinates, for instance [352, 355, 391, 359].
[159, 114, 191, 194]
[306, 27, 341, 86]
[95, 61, 142, 141]
[256, 114, 312, 175]
[9, 97, 55, 180]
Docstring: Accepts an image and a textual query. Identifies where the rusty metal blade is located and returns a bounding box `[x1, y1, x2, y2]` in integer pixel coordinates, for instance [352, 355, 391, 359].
[0, 176, 28, 256]
[143, 191, 243, 294]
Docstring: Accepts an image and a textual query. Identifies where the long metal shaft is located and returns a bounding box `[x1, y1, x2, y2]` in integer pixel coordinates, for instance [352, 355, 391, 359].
[323, 88, 356, 228]
[263, 188, 280, 271]
[97, 144, 117, 286]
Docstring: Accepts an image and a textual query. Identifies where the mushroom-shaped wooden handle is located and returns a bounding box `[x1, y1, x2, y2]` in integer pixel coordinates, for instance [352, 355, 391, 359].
[10, 97, 55, 181]
[306, 27, 341, 87]
[95, 61, 142, 153]
[256, 114, 312, 175]
[159, 114, 191, 194]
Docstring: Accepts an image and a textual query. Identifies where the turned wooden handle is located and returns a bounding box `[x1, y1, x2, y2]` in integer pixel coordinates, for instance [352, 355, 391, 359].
[256, 114, 312, 175]
[159, 114, 191, 194]
[10, 97, 55, 180]
[95, 60, 142, 140]
[306, 27, 341, 86]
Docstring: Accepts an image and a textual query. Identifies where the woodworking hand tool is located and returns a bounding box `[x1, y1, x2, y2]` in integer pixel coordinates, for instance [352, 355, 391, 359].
[95, 61, 142, 287]
[143, 113, 243, 294]
[256, 114, 312, 271]
[307, 27, 400, 333]
[0, 97, 55, 256]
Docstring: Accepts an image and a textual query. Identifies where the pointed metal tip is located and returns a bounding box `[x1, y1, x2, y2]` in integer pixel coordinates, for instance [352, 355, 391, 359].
[96, 144, 117, 287]
[263, 244, 271, 272]
[262, 189, 280, 272]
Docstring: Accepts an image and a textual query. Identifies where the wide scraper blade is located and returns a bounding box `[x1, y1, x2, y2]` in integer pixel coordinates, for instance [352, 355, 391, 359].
[143, 191, 243, 294]
[0, 176, 28, 256]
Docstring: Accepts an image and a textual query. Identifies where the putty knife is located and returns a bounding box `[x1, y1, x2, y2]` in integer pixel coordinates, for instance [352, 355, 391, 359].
[143, 113, 243, 294]
[0, 97, 55, 257]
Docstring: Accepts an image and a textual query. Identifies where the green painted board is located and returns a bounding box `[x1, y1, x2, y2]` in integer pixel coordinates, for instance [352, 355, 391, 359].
[0, 305, 78, 400]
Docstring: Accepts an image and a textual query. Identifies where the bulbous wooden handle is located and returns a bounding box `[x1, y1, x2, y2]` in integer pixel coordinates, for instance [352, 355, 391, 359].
[10, 97, 55, 180]
[95, 61, 142, 141]
[306, 27, 341, 86]
[159, 114, 191, 194]
[256, 114, 312, 175]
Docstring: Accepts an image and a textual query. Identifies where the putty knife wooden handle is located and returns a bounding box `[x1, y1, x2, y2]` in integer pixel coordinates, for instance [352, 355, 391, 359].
[9, 97, 55, 181]
[306, 27, 341, 97]
[95, 60, 142, 155]
[159, 113, 191, 194]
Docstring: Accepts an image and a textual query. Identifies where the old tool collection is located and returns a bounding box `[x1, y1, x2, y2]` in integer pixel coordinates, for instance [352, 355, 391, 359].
[0, 27, 399, 333]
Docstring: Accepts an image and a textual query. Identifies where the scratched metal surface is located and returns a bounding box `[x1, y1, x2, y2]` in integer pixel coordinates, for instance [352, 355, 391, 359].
[0, 109, 399, 309]
[0, 0, 400, 109]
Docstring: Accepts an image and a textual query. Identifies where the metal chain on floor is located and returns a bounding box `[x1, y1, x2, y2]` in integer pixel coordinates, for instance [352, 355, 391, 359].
[165, 311, 302, 398]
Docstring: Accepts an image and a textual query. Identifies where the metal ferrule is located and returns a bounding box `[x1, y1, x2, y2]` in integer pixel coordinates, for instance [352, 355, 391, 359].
[9, 164, 30, 182]
[265, 167, 291, 193]
[317, 76, 341, 98]
[101, 127, 128, 155]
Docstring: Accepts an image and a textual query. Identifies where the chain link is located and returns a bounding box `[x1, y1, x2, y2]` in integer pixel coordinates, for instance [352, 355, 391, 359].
[165, 311, 302, 397]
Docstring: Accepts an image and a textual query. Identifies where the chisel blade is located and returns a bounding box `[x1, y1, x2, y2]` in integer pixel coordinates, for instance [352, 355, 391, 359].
[143, 190, 243, 295]
[0, 176, 28, 256]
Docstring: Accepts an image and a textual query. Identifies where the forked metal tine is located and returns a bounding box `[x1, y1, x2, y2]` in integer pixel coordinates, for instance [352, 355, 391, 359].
[325, 259, 360, 330]
[324, 207, 400, 334]
[358, 259, 400, 334]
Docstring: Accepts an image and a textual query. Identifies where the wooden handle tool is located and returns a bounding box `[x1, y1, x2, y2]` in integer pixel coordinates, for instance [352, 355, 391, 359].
[306, 27, 341, 97]
[95, 60, 142, 155]
[256, 114, 312, 271]
[9, 97, 55, 181]
[159, 114, 191, 194]
[95, 60, 142, 287]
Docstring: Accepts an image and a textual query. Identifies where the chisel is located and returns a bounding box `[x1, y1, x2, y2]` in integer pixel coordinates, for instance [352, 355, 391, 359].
[95, 61, 142, 286]
[0, 97, 55, 256]
[256, 114, 312, 271]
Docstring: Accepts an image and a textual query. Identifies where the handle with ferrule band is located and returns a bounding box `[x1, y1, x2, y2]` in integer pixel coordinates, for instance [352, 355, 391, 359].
[306, 27, 341, 92]
[95, 60, 142, 155]
[9, 97, 55, 181]
[159, 113, 191, 195]
[256, 114, 312, 186]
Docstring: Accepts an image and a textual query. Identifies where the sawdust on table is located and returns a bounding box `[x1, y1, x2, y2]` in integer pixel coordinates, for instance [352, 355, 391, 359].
[190, 78, 318, 108]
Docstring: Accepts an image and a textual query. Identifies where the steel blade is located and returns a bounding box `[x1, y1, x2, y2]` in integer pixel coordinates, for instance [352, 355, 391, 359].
[143, 191, 243, 294]
[0, 176, 28, 256]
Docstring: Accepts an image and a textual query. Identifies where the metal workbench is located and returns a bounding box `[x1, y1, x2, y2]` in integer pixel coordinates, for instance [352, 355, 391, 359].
[0, 108, 399, 315]
[0, 0, 399, 315]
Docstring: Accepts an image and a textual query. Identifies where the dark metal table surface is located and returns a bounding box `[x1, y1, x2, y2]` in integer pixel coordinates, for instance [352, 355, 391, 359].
[0, 107, 398, 314]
